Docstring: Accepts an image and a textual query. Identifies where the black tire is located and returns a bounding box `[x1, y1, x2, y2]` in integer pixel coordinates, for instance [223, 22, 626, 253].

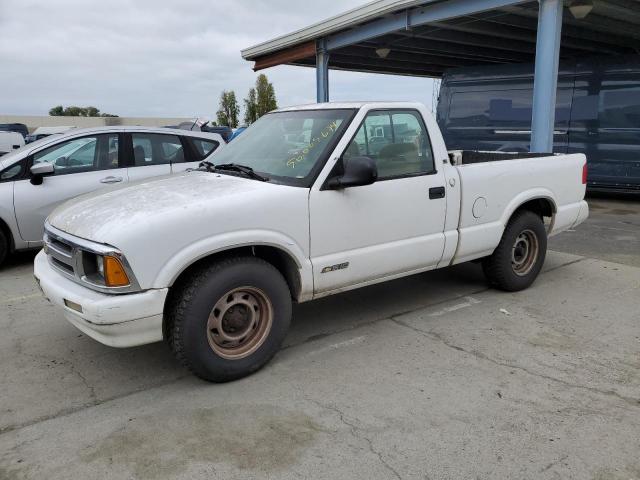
[0, 230, 8, 267]
[482, 210, 547, 292]
[167, 256, 292, 382]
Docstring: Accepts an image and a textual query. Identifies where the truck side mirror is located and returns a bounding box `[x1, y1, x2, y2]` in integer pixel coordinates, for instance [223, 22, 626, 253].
[326, 156, 378, 189]
[30, 162, 55, 185]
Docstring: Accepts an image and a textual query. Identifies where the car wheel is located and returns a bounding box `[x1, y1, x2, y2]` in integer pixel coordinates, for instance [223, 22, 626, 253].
[482, 210, 547, 292]
[167, 256, 292, 382]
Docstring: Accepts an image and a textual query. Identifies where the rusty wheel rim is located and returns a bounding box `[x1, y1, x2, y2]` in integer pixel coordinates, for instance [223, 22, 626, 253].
[206, 286, 273, 360]
[511, 229, 539, 277]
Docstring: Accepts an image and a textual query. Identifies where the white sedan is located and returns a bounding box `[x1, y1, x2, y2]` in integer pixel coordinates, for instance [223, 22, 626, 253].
[0, 126, 224, 265]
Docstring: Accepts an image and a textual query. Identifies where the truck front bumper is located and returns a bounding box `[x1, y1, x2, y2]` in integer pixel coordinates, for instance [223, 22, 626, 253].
[34, 250, 167, 348]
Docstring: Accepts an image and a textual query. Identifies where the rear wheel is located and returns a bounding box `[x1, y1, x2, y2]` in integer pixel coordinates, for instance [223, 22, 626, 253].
[167, 256, 292, 382]
[482, 210, 547, 292]
[0, 230, 8, 267]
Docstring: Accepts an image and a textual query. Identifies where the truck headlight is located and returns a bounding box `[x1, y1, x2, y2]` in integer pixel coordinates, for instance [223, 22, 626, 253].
[96, 255, 104, 277]
[102, 256, 130, 287]
[45, 222, 140, 294]
[85, 253, 131, 288]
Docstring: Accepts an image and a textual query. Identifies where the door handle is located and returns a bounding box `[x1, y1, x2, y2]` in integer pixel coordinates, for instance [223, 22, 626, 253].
[100, 176, 123, 184]
[429, 186, 446, 200]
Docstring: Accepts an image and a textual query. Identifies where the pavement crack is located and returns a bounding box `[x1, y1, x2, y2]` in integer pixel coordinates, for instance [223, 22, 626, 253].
[0, 374, 191, 437]
[308, 399, 402, 480]
[542, 256, 587, 272]
[0, 253, 595, 438]
[541, 454, 569, 473]
[390, 317, 640, 409]
[283, 287, 492, 352]
[65, 362, 98, 403]
[12, 344, 98, 403]
[286, 256, 585, 352]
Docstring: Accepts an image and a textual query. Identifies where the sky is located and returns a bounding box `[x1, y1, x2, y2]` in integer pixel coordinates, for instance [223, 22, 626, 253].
[0, 0, 436, 120]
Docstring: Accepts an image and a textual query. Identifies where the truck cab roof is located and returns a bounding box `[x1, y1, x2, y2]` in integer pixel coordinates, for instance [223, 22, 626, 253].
[275, 101, 428, 112]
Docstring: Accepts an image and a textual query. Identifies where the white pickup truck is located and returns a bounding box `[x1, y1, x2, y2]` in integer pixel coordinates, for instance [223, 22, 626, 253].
[34, 102, 588, 382]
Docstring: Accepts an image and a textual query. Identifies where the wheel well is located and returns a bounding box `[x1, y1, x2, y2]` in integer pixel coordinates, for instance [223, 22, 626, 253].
[163, 245, 302, 341]
[168, 245, 302, 301]
[0, 217, 14, 252]
[514, 198, 555, 220]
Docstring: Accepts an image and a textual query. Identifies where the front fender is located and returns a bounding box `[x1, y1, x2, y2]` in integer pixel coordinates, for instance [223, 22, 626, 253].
[151, 229, 314, 301]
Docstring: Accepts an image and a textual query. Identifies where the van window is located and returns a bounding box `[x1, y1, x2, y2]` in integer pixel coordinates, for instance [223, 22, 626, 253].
[599, 86, 640, 128]
[447, 89, 572, 128]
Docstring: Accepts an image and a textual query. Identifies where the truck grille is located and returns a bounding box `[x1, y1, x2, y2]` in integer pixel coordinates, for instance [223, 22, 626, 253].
[44, 230, 79, 280]
[42, 223, 141, 294]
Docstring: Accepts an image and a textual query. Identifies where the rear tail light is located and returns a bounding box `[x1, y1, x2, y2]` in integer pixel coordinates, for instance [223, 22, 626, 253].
[582, 162, 588, 185]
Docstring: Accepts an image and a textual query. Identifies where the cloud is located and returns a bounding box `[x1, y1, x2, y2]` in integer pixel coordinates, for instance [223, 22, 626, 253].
[0, 0, 436, 119]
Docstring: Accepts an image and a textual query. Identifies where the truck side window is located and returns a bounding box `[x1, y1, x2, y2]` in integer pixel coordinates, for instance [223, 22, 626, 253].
[344, 110, 435, 179]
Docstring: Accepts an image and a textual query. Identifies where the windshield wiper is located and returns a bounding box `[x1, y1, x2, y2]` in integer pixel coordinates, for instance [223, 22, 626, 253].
[199, 160, 216, 172]
[211, 163, 269, 182]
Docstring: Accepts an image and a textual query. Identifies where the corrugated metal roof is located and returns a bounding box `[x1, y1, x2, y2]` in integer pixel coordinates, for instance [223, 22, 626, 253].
[242, 0, 640, 78]
[241, 0, 436, 60]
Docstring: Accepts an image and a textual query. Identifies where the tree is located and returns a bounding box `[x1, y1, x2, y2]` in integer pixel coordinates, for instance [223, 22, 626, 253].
[243, 88, 258, 125]
[48, 105, 118, 117]
[242, 74, 277, 125]
[216, 91, 240, 128]
[85, 106, 100, 117]
[64, 106, 85, 116]
[49, 105, 64, 116]
[255, 74, 277, 118]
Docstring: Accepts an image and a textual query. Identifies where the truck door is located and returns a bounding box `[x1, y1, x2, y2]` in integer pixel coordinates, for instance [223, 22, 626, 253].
[309, 109, 447, 294]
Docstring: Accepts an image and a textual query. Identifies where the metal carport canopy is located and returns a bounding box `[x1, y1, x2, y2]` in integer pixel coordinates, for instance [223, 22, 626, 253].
[241, 0, 640, 153]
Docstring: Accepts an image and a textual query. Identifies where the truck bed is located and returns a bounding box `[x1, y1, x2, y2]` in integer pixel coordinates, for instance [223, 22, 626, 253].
[449, 150, 555, 166]
[450, 152, 587, 265]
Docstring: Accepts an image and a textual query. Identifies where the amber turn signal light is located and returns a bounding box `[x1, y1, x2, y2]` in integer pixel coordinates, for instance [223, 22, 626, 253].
[103, 256, 130, 287]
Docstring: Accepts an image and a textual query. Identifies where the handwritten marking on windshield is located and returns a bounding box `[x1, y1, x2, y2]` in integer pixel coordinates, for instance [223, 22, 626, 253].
[286, 121, 340, 168]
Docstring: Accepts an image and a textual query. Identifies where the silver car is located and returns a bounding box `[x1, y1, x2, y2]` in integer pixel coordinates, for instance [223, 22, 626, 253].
[0, 126, 224, 265]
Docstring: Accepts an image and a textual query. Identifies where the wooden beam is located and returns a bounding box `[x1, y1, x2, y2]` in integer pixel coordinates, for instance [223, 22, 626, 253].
[253, 41, 316, 71]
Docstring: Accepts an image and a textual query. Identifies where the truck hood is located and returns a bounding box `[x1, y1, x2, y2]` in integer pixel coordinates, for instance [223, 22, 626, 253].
[48, 171, 299, 244]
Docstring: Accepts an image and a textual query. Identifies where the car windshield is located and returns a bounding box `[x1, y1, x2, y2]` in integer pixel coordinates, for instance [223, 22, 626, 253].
[209, 109, 355, 185]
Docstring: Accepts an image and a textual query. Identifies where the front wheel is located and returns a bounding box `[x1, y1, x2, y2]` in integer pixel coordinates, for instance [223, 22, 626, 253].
[482, 210, 547, 292]
[167, 257, 292, 382]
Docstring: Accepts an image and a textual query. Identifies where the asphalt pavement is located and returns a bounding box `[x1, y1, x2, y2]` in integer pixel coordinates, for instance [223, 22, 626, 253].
[1, 196, 638, 480]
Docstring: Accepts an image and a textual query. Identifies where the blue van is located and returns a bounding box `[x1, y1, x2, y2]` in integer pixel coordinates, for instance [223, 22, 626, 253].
[436, 55, 640, 193]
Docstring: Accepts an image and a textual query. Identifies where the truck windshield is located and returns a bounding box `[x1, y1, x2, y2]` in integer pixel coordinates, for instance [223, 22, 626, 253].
[209, 109, 355, 186]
